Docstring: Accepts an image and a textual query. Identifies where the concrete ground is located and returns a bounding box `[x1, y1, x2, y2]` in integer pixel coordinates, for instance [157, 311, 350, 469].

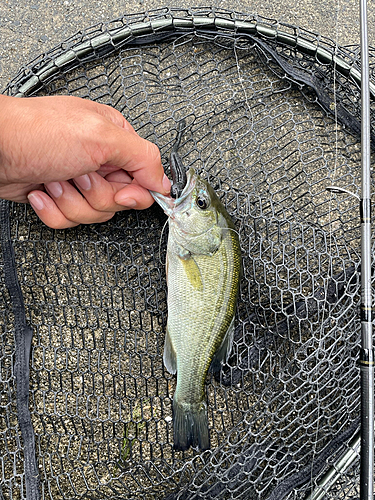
[0, 0, 374, 93]
[0, 3, 371, 498]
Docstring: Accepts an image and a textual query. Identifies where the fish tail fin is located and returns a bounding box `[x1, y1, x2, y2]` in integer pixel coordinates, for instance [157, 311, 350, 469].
[173, 399, 210, 451]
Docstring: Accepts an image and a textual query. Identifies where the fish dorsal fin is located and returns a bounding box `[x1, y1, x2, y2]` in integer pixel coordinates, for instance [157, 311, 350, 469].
[181, 256, 203, 291]
[209, 316, 235, 374]
[163, 328, 177, 374]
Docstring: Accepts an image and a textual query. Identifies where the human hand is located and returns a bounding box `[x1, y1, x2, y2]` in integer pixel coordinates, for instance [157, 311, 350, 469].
[0, 95, 171, 228]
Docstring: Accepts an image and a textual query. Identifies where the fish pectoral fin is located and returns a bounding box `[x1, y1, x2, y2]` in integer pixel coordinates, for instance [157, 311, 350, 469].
[209, 316, 235, 374]
[181, 256, 204, 291]
[163, 328, 177, 374]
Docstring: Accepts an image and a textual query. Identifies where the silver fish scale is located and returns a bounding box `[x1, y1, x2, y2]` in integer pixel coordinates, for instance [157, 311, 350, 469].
[167, 227, 240, 402]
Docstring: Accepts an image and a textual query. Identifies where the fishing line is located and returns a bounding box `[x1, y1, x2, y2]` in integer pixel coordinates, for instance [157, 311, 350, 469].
[158, 217, 169, 265]
[3, 8, 371, 499]
[233, 38, 253, 129]
[226, 226, 242, 241]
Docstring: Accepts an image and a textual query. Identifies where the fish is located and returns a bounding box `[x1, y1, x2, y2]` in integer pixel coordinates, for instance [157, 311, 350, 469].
[151, 148, 241, 451]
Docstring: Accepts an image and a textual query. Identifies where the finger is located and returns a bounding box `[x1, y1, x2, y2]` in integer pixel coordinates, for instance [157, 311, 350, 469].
[44, 179, 116, 224]
[74, 171, 155, 210]
[104, 170, 134, 183]
[99, 126, 171, 195]
[0, 182, 44, 204]
[27, 191, 80, 229]
[114, 180, 156, 210]
[73, 171, 137, 211]
[92, 102, 138, 135]
[96, 167, 133, 180]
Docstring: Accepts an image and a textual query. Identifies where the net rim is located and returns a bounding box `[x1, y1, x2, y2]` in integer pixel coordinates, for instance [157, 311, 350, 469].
[4, 6, 375, 99]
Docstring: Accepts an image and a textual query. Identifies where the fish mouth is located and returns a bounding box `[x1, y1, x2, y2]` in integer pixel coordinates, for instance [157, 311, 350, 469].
[150, 168, 196, 217]
[151, 119, 191, 211]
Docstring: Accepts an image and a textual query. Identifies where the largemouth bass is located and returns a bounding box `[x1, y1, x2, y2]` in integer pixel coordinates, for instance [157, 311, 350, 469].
[151, 166, 241, 451]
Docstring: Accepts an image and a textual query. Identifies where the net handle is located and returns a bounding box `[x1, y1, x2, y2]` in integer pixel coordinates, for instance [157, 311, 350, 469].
[359, 0, 374, 496]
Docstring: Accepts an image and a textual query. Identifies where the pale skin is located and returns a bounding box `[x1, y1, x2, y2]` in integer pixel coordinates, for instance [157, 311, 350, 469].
[0, 94, 171, 229]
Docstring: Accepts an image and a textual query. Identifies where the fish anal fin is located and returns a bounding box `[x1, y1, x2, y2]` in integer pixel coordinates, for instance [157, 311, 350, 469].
[209, 316, 235, 374]
[163, 328, 177, 374]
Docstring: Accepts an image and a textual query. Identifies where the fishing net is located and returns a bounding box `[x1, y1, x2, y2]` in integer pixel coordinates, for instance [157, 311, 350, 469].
[1, 6, 374, 500]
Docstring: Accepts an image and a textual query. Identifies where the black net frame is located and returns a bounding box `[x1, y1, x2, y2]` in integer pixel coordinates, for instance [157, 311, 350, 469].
[1, 6, 375, 500]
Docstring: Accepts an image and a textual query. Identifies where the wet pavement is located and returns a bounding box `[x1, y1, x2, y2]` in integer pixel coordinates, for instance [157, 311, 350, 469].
[0, 0, 374, 92]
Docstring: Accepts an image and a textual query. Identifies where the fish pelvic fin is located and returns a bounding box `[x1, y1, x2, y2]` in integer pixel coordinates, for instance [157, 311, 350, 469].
[173, 398, 210, 451]
[209, 316, 235, 374]
[163, 328, 177, 374]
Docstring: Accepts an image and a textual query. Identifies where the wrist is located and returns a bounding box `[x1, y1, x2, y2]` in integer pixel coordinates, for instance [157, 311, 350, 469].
[0, 95, 22, 184]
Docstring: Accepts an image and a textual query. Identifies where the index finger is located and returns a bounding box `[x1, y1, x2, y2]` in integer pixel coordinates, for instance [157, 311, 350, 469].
[99, 124, 171, 195]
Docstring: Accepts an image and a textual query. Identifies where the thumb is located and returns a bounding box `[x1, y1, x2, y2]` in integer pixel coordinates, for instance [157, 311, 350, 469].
[99, 124, 171, 195]
[93, 101, 138, 135]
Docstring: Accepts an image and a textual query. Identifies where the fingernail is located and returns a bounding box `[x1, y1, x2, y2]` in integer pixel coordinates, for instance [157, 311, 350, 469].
[162, 174, 171, 193]
[74, 174, 91, 191]
[45, 181, 63, 198]
[116, 197, 137, 208]
[28, 193, 44, 211]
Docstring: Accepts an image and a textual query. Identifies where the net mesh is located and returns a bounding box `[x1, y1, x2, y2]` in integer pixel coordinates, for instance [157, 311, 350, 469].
[1, 7, 374, 500]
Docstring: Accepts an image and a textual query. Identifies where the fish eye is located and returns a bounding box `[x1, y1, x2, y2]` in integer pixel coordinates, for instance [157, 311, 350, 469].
[196, 194, 210, 210]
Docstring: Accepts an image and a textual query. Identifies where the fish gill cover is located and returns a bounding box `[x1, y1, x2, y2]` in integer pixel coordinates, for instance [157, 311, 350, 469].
[1, 6, 374, 500]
